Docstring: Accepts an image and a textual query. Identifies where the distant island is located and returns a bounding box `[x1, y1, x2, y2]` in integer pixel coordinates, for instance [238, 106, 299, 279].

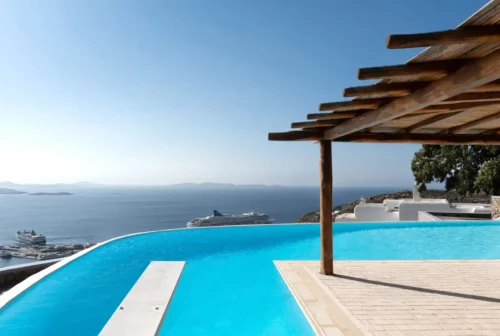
[0, 181, 299, 189]
[0, 188, 73, 196]
[0, 188, 27, 195]
[0, 181, 103, 189]
[29, 192, 73, 196]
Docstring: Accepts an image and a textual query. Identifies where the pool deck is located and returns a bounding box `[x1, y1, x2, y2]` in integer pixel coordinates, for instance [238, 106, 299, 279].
[275, 260, 500, 336]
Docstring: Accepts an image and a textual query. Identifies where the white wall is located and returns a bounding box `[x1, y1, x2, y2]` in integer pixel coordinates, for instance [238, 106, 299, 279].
[336, 200, 491, 223]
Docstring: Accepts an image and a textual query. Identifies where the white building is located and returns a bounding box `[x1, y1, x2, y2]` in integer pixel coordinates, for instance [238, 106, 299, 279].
[335, 184, 491, 222]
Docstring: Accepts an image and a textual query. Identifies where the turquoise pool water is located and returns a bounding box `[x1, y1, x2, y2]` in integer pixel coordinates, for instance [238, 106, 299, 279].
[1, 221, 500, 335]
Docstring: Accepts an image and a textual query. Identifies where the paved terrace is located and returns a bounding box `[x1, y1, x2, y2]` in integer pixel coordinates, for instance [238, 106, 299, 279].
[275, 260, 500, 336]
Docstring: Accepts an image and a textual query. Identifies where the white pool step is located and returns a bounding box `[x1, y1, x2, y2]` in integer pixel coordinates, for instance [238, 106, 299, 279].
[99, 261, 185, 336]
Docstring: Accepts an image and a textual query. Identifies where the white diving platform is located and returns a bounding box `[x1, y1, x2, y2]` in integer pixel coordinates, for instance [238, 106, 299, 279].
[99, 261, 185, 336]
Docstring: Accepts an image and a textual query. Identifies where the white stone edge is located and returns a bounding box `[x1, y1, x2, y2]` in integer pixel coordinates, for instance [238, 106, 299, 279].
[273, 261, 323, 336]
[301, 264, 369, 334]
[98, 261, 186, 336]
[0, 258, 63, 275]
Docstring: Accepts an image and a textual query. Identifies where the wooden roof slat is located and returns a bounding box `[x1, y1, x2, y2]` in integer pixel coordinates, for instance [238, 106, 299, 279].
[357, 59, 470, 80]
[343, 79, 500, 98]
[404, 112, 462, 133]
[387, 25, 500, 49]
[309, 107, 451, 121]
[395, 1, 500, 64]
[291, 120, 340, 129]
[309, 101, 500, 122]
[319, 93, 500, 113]
[268, 130, 322, 141]
[418, 101, 500, 112]
[450, 111, 500, 134]
[468, 80, 500, 92]
[428, 109, 500, 129]
[318, 99, 388, 111]
[307, 111, 360, 120]
[337, 132, 500, 144]
[324, 49, 500, 140]
[440, 91, 500, 103]
[482, 128, 500, 135]
[382, 113, 433, 129]
[343, 81, 429, 97]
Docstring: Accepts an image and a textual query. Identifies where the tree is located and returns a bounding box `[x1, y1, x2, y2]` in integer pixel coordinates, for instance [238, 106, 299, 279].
[411, 145, 500, 195]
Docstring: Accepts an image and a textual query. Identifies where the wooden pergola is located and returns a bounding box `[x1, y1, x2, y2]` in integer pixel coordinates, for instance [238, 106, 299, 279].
[269, 1, 500, 275]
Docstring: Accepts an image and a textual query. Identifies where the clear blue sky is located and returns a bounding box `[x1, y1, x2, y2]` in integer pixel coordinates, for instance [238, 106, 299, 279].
[0, 0, 486, 186]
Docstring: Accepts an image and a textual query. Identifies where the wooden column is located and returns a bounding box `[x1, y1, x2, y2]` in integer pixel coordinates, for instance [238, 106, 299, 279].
[319, 140, 333, 275]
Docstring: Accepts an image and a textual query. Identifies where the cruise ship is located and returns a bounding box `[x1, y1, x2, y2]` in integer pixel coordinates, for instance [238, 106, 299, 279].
[187, 210, 274, 228]
[15, 230, 47, 245]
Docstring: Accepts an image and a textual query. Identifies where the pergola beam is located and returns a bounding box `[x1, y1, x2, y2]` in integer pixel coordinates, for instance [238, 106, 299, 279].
[318, 99, 388, 111]
[440, 92, 500, 104]
[387, 25, 500, 49]
[324, 49, 500, 140]
[309, 101, 500, 122]
[404, 112, 461, 133]
[307, 111, 360, 120]
[337, 132, 500, 144]
[268, 130, 500, 144]
[291, 120, 340, 129]
[357, 59, 469, 80]
[343, 81, 430, 97]
[320, 93, 500, 112]
[268, 130, 322, 141]
[417, 101, 500, 112]
[450, 111, 500, 134]
[343, 80, 500, 98]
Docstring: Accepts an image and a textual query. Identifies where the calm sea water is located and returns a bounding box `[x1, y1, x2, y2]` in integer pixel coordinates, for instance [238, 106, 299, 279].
[0, 186, 405, 267]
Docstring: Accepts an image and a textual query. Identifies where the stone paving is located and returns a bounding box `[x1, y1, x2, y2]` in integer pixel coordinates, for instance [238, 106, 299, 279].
[275, 260, 500, 336]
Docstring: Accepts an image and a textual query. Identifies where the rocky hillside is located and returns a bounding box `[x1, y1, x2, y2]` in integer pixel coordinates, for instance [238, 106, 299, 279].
[296, 190, 490, 223]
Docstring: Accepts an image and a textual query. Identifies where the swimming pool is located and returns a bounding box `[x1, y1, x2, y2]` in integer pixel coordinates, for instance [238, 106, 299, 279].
[1, 221, 500, 335]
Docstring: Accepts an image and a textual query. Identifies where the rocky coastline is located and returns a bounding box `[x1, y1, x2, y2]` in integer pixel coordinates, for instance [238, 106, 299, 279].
[296, 190, 491, 223]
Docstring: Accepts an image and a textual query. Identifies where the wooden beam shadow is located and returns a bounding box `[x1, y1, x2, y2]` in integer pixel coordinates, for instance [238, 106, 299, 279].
[333, 273, 500, 304]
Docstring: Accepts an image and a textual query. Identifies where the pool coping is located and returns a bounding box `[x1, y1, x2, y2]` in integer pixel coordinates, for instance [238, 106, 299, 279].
[275, 261, 366, 336]
[1, 220, 498, 311]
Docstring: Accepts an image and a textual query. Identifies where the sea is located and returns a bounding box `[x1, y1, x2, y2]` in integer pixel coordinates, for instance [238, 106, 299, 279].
[0, 185, 407, 267]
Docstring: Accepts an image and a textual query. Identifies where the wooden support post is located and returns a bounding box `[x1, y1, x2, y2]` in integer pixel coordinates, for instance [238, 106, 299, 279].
[319, 140, 333, 275]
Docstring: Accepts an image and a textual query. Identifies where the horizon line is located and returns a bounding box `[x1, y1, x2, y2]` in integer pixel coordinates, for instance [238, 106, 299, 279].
[0, 181, 415, 189]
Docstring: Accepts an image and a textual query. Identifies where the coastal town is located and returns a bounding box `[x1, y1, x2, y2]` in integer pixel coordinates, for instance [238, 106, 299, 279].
[0, 242, 96, 261]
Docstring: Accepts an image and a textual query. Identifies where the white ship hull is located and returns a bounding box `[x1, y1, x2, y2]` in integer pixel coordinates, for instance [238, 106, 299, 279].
[16, 230, 47, 245]
[187, 210, 274, 228]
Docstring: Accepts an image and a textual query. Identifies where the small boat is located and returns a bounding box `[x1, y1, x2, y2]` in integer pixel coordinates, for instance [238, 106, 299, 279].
[187, 210, 274, 228]
[0, 251, 12, 259]
[16, 230, 47, 245]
